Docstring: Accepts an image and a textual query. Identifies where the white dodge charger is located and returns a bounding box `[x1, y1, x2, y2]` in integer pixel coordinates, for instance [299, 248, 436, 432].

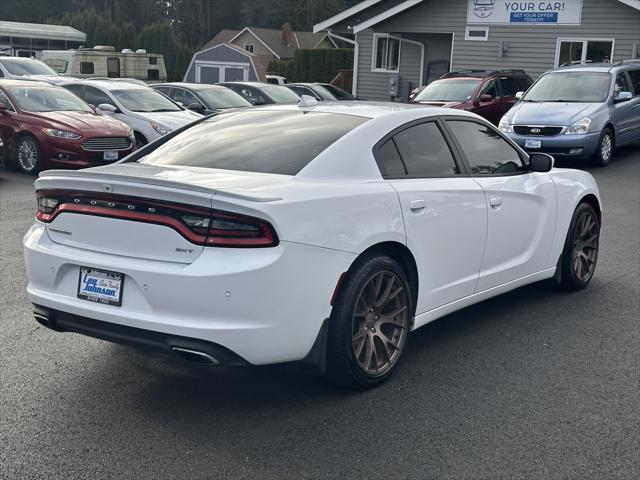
[24, 101, 601, 388]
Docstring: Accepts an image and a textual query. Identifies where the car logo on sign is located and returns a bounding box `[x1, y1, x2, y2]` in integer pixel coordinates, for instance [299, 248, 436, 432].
[530, 128, 542, 134]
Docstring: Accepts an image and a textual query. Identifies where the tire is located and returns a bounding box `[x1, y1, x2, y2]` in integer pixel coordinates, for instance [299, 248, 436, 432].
[591, 128, 614, 167]
[326, 254, 412, 389]
[134, 133, 147, 150]
[558, 202, 600, 290]
[15, 135, 44, 174]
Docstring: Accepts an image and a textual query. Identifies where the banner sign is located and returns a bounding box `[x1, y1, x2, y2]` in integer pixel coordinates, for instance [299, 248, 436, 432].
[467, 0, 583, 25]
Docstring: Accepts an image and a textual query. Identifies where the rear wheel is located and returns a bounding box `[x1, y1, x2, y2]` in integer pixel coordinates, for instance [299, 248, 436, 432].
[326, 254, 412, 388]
[15, 135, 43, 174]
[559, 202, 600, 290]
[591, 128, 614, 167]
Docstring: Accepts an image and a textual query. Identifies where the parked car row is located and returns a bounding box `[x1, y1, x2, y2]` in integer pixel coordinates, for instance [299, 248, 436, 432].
[411, 61, 640, 165]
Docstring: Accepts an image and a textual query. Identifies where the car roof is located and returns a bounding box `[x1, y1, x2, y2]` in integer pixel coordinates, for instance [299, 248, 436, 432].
[440, 69, 529, 79]
[220, 81, 279, 88]
[0, 78, 61, 88]
[247, 101, 477, 120]
[154, 82, 227, 90]
[60, 79, 149, 90]
[552, 63, 614, 73]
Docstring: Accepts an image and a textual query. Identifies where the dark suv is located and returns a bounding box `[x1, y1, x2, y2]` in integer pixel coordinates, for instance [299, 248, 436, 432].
[411, 69, 533, 125]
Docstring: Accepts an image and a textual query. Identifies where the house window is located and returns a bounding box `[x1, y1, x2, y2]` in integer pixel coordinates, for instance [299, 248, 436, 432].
[556, 38, 615, 67]
[245, 44, 254, 53]
[80, 62, 94, 74]
[465, 27, 489, 42]
[373, 35, 400, 72]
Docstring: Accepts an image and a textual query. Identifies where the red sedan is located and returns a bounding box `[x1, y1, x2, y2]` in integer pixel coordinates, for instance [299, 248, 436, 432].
[0, 80, 134, 174]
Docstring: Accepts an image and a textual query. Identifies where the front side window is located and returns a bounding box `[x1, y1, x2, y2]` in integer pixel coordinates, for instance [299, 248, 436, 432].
[374, 36, 400, 72]
[447, 120, 526, 175]
[522, 72, 611, 103]
[393, 122, 460, 177]
[139, 110, 368, 175]
[261, 85, 301, 103]
[500, 77, 520, 97]
[614, 73, 631, 96]
[0, 91, 14, 111]
[82, 86, 114, 108]
[480, 79, 499, 99]
[7, 85, 92, 113]
[173, 88, 199, 106]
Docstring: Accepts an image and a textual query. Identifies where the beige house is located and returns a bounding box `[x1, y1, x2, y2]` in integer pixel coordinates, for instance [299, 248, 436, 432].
[184, 23, 338, 84]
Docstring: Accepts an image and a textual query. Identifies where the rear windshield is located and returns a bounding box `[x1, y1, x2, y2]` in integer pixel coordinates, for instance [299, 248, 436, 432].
[140, 110, 368, 175]
[414, 79, 481, 102]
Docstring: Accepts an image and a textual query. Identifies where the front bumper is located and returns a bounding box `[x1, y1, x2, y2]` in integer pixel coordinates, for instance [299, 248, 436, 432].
[24, 223, 356, 365]
[508, 132, 600, 159]
[43, 136, 134, 169]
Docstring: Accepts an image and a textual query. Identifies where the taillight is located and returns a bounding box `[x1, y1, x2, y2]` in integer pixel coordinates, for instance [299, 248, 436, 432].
[35, 190, 278, 248]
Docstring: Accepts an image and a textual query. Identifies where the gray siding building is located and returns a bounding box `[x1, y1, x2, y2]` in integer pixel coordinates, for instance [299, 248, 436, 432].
[314, 0, 640, 100]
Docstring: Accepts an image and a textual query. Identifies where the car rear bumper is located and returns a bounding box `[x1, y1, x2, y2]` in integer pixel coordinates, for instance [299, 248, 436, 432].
[508, 132, 600, 158]
[24, 223, 356, 365]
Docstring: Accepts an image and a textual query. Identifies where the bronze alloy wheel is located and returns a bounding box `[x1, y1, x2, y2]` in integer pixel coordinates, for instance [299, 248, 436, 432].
[351, 271, 409, 376]
[571, 209, 599, 283]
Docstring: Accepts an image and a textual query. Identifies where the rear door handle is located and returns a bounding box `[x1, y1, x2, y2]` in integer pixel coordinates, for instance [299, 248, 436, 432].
[409, 199, 426, 211]
[489, 196, 502, 208]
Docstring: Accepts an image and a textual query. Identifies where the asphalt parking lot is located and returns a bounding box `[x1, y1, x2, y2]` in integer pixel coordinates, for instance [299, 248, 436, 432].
[0, 147, 638, 480]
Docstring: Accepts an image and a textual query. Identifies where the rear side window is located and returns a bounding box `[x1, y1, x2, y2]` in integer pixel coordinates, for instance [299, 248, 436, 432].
[376, 139, 406, 177]
[393, 122, 460, 177]
[447, 120, 526, 175]
[140, 110, 368, 175]
[626, 69, 640, 96]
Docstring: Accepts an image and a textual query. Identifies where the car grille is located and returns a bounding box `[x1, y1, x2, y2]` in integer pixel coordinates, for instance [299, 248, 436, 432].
[513, 126, 564, 136]
[82, 137, 132, 151]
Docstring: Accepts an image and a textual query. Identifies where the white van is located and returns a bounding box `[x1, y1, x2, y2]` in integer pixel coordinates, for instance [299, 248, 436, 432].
[41, 46, 167, 83]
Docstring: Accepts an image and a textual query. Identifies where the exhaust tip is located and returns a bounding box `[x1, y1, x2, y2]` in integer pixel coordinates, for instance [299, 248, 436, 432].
[171, 347, 220, 365]
[34, 313, 52, 328]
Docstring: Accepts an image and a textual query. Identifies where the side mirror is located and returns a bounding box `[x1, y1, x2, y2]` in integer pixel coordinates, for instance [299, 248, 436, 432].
[188, 102, 205, 114]
[98, 103, 117, 113]
[515, 91, 524, 100]
[615, 91, 632, 102]
[530, 153, 554, 172]
[478, 93, 494, 103]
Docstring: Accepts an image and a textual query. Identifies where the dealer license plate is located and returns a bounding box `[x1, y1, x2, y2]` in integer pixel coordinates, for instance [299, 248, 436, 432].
[525, 138, 542, 149]
[77, 267, 124, 306]
[103, 151, 119, 161]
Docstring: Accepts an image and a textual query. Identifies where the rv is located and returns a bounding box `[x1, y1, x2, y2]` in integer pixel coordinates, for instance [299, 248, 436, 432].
[41, 46, 167, 83]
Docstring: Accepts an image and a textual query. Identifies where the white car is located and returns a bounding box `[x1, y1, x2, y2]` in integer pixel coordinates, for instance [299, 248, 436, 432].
[0, 57, 62, 83]
[24, 102, 602, 388]
[60, 80, 202, 148]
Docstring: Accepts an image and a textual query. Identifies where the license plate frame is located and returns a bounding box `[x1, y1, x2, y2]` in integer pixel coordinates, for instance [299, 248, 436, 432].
[103, 150, 119, 161]
[525, 138, 542, 149]
[77, 267, 124, 307]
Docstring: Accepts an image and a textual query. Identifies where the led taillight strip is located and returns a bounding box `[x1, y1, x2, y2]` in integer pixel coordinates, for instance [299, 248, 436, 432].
[36, 191, 279, 248]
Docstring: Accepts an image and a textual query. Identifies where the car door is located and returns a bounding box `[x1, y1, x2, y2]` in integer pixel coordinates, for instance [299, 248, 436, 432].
[473, 78, 503, 125]
[376, 119, 488, 314]
[626, 69, 640, 142]
[444, 118, 557, 291]
[612, 71, 640, 146]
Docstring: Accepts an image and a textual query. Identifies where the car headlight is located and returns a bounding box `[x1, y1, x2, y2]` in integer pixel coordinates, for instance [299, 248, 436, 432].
[498, 116, 512, 133]
[42, 128, 81, 140]
[565, 118, 591, 135]
[150, 122, 170, 136]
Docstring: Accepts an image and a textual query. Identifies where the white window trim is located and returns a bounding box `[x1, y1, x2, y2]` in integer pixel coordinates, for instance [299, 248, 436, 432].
[465, 26, 489, 42]
[371, 33, 402, 73]
[554, 37, 616, 67]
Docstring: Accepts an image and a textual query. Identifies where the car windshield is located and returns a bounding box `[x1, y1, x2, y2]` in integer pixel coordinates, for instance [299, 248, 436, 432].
[261, 85, 301, 103]
[7, 85, 92, 112]
[414, 79, 480, 102]
[522, 72, 612, 103]
[0, 58, 57, 76]
[139, 110, 368, 175]
[194, 87, 252, 109]
[111, 88, 182, 112]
